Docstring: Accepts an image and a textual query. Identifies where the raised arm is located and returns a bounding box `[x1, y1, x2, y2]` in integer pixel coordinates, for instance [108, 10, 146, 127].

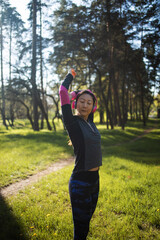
[59, 69, 76, 127]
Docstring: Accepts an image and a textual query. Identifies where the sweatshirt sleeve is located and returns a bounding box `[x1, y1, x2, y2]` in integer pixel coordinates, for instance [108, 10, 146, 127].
[59, 73, 74, 127]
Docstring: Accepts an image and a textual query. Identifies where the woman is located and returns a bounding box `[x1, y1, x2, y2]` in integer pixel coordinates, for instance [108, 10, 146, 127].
[59, 69, 102, 240]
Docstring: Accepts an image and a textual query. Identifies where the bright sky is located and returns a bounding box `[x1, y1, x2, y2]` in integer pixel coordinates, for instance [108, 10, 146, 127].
[9, 0, 84, 22]
[10, 0, 30, 22]
[8, 0, 84, 84]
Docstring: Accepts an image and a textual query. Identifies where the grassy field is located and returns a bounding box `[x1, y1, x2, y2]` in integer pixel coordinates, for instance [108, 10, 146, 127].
[0, 129, 72, 188]
[0, 119, 146, 188]
[0, 119, 160, 239]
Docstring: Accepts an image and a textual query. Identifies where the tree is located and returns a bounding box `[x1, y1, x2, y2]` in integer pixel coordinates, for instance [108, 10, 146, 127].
[6, 6, 25, 125]
[0, 0, 9, 128]
[1, 0, 158, 130]
[50, 0, 131, 129]
[126, 0, 159, 125]
[31, 0, 39, 130]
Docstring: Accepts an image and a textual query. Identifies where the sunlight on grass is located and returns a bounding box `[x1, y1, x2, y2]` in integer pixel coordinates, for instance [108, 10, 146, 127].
[1, 120, 154, 188]
[0, 119, 160, 239]
[0, 129, 72, 187]
[5, 155, 160, 240]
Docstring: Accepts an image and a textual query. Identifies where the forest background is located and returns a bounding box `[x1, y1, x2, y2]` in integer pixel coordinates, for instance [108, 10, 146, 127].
[0, 1, 160, 239]
[0, 0, 160, 130]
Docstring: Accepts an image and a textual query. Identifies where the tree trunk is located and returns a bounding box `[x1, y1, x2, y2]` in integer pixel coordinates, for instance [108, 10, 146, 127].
[105, 0, 119, 129]
[0, 7, 7, 128]
[10, 103, 14, 126]
[121, 43, 128, 130]
[140, 79, 146, 126]
[110, 66, 122, 126]
[136, 71, 146, 126]
[16, 99, 34, 128]
[39, 0, 45, 129]
[99, 109, 104, 124]
[125, 86, 129, 124]
[129, 91, 133, 120]
[31, 0, 39, 131]
[9, 18, 12, 82]
[121, 75, 125, 130]
[135, 100, 138, 120]
[9, 17, 14, 125]
[46, 93, 64, 131]
[37, 92, 52, 130]
[108, 86, 114, 129]
[99, 94, 104, 124]
[96, 67, 114, 129]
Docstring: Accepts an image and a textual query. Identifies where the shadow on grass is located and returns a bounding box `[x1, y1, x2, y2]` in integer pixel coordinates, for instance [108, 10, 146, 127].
[2, 131, 68, 144]
[125, 118, 160, 129]
[0, 193, 28, 240]
[0, 131, 71, 155]
[102, 130, 160, 166]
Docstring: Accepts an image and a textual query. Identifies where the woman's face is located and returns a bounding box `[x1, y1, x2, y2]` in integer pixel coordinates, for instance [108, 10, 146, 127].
[76, 93, 94, 120]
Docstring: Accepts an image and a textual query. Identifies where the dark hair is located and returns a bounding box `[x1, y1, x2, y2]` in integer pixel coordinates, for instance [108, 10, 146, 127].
[76, 90, 96, 105]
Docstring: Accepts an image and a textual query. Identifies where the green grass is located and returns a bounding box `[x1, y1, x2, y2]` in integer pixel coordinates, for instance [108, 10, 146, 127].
[0, 119, 160, 239]
[0, 129, 72, 187]
[0, 119, 158, 188]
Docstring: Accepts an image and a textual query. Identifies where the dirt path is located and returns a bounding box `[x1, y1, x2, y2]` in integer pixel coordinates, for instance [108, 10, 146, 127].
[112, 128, 154, 146]
[0, 158, 74, 198]
[0, 128, 154, 197]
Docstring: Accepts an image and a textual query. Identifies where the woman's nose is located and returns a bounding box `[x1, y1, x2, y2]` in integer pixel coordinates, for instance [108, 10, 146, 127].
[83, 102, 87, 107]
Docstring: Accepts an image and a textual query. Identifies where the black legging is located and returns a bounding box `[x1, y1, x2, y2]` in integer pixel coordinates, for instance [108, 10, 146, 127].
[69, 171, 99, 240]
